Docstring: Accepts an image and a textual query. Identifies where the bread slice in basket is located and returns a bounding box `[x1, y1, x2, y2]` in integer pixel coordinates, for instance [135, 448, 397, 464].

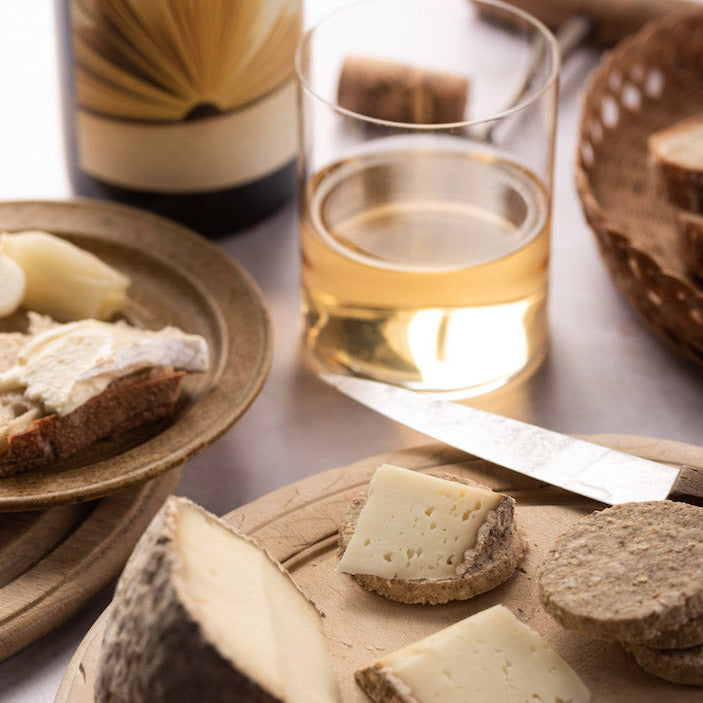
[337, 464, 526, 605]
[677, 210, 703, 279]
[649, 116, 703, 213]
[0, 315, 208, 477]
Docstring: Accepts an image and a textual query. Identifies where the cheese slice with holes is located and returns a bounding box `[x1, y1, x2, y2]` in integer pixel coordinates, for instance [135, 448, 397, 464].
[356, 605, 591, 703]
[95, 497, 342, 703]
[338, 464, 502, 579]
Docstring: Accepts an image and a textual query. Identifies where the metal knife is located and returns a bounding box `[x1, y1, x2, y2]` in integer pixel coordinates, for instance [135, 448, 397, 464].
[322, 374, 703, 506]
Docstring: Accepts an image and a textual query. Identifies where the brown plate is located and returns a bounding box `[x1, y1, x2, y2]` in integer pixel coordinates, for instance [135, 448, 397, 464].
[0, 200, 271, 511]
[56, 435, 703, 702]
[0, 468, 181, 662]
[576, 10, 703, 365]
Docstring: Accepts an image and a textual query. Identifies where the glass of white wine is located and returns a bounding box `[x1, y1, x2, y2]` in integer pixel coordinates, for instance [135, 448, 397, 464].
[296, 0, 560, 398]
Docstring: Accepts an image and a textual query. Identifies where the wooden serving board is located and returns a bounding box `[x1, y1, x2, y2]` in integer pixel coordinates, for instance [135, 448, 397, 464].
[0, 467, 181, 662]
[56, 436, 703, 702]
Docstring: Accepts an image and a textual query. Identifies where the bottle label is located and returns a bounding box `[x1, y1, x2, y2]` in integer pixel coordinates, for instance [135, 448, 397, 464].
[67, 0, 301, 193]
[76, 81, 297, 192]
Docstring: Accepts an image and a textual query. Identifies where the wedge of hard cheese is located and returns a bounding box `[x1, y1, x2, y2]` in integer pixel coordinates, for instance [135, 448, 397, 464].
[95, 497, 342, 703]
[356, 605, 591, 703]
[338, 465, 525, 604]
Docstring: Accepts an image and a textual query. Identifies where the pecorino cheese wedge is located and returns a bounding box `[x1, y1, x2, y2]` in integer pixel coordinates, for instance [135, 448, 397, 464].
[356, 605, 591, 703]
[95, 496, 342, 703]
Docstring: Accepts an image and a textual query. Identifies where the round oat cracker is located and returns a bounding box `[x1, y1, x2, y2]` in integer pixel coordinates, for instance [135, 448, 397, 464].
[539, 501, 703, 643]
[626, 642, 703, 687]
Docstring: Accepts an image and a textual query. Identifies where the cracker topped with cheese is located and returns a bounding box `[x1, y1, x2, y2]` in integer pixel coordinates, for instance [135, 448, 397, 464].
[337, 464, 526, 604]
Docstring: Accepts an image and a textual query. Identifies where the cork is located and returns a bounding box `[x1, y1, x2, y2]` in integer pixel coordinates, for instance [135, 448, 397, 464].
[337, 55, 469, 124]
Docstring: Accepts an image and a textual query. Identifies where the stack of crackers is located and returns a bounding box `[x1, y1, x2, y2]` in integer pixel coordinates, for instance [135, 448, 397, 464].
[539, 501, 703, 686]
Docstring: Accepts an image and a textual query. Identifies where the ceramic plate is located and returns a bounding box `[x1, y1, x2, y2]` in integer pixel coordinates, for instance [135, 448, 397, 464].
[0, 200, 271, 511]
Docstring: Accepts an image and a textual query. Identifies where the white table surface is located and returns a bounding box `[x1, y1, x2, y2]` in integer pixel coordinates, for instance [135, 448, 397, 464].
[1, 2, 702, 701]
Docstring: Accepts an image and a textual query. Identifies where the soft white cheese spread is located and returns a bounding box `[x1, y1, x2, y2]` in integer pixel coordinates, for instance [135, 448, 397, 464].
[0, 319, 209, 415]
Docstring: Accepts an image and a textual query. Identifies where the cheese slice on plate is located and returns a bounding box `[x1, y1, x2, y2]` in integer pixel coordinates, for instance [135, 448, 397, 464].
[356, 605, 591, 703]
[338, 464, 503, 579]
[95, 496, 341, 703]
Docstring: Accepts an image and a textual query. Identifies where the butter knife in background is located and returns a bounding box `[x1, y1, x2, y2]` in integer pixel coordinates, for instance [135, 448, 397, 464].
[323, 374, 703, 506]
[475, 0, 696, 143]
[487, 0, 697, 47]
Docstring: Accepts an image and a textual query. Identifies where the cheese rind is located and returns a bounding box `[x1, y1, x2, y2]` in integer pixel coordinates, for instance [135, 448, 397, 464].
[338, 464, 502, 580]
[356, 605, 591, 703]
[96, 497, 341, 703]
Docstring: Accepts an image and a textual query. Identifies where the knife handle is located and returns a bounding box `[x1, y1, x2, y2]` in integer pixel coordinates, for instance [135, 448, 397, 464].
[668, 465, 703, 506]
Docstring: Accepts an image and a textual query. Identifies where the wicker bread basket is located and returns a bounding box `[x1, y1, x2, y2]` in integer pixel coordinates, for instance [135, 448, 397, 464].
[576, 9, 703, 365]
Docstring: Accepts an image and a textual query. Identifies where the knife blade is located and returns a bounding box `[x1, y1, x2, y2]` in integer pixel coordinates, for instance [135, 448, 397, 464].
[322, 374, 693, 505]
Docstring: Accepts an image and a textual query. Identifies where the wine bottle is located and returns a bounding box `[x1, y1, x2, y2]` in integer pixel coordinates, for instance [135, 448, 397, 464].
[55, 0, 301, 236]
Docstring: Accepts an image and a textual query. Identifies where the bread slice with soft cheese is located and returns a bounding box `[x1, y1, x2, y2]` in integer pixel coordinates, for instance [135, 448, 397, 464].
[0, 318, 208, 477]
[337, 465, 526, 604]
[0, 314, 62, 457]
[95, 496, 342, 703]
[649, 116, 703, 212]
[356, 604, 591, 703]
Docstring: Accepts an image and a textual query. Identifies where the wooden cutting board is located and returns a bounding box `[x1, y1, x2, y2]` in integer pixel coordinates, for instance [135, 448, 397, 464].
[56, 435, 703, 702]
[0, 467, 181, 663]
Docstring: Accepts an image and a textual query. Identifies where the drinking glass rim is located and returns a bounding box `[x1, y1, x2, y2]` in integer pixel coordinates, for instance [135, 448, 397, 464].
[295, 0, 560, 131]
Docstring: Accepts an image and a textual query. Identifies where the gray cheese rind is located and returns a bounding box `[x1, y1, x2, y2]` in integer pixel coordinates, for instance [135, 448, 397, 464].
[95, 497, 280, 703]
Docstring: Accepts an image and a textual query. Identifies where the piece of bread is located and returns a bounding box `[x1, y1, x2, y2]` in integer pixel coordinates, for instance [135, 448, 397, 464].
[539, 501, 703, 644]
[0, 317, 200, 477]
[649, 116, 703, 212]
[95, 496, 341, 703]
[678, 210, 703, 279]
[0, 368, 184, 477]
[338, 472, 526, 605]
[625, 642, 703, 687]
[0, 392, 43, 454]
